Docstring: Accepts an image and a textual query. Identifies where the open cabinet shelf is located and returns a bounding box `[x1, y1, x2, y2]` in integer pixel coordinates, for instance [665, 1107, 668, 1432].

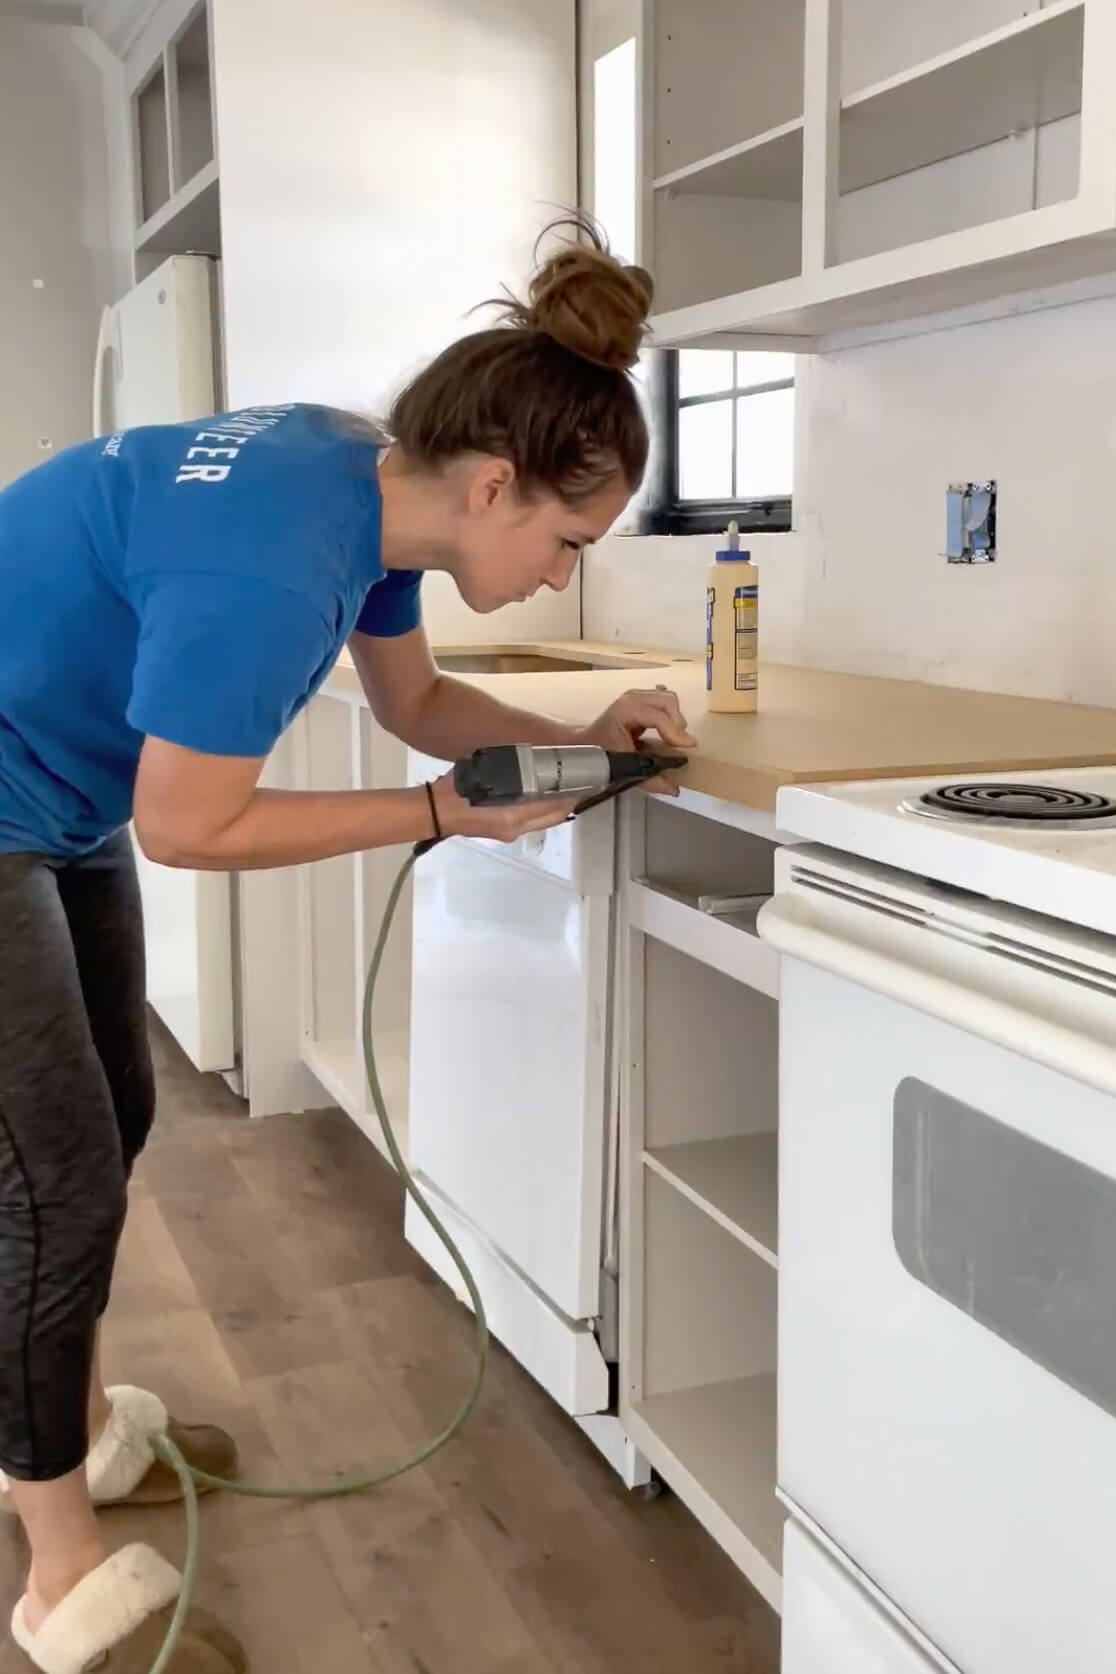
[135, 158, 220, 257]
[840, 1, 1085, 196]
[173, 2, 215, 184]
[621, 795, 782, 1608]
[134, 60, 171, 225]
[628, 1375, 781, 1578]
[654, 118, 804, 198]
[626, 798, 779, 995]
[657, 3, 1083, 203]
[131, 1, 221, 264]
[626, 1165, 783, 1608]
[645, 1134, 778, 1268]
[628, 880, 778, 998]
[643, 0, 1105, 346]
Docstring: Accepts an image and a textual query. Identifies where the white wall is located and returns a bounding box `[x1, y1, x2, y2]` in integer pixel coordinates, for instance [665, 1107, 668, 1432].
[586, 287, 1116, 709]
[0, 15, 130, 487]
[202, 0, 581, 1111]
[209, 0, 580, 646]
[213, 0, 575, 411]
[584, 530, 807, 659]
[788, 291, 1116, 705]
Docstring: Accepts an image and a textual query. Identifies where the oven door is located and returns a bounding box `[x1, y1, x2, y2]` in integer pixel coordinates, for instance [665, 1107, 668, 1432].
[763, 874, 1116, 1674]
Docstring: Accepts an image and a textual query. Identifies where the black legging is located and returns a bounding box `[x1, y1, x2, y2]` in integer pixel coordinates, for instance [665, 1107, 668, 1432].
[0, 830, 155, 1481]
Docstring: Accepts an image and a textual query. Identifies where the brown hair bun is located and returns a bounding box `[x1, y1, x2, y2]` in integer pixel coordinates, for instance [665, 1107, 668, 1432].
[389, 211, 654, 503]
[499, 214, 654, 373]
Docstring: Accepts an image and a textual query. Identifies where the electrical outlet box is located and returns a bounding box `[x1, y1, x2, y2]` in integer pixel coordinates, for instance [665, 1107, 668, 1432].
[946, 481, 996, 563]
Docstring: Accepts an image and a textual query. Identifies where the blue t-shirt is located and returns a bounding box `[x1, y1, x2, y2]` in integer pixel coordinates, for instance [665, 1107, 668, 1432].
[0, 403, 421, 856]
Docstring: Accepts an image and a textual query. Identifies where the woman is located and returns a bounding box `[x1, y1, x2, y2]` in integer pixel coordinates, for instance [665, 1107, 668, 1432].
[0, 219, 692, 1672]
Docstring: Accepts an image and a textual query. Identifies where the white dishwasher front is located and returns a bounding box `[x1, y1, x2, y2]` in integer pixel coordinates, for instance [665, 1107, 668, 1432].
[404, 751, 616, 1415]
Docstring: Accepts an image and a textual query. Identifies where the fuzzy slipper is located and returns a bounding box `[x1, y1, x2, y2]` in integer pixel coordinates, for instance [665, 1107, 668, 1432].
[0, 1388, 237, 1512]
[4, 1544, 246, 1672]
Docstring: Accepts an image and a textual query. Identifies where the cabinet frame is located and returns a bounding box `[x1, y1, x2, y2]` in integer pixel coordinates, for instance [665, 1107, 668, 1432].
[130, 0, 220, 269]
[640, 0, 1116, 350]
[618, 791, 785, 1611]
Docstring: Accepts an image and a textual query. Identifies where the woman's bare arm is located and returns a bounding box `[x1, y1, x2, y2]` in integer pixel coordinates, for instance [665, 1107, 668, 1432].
[132, 735, 578, 869]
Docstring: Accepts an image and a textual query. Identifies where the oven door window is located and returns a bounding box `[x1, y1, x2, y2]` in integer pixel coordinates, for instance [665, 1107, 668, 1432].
[893, 1077, 1116, 1420]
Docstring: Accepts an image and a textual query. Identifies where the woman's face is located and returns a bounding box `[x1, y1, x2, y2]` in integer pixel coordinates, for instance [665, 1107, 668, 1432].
[451, 460, 631, 614]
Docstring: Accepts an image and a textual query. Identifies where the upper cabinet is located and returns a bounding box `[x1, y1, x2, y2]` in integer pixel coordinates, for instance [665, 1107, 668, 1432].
[640, 0, 1116, 348]
[131, 0, 219, 277]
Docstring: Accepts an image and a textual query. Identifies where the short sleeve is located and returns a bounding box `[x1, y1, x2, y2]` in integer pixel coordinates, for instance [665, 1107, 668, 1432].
[354, 569, 423, 638]
[127, 573, 334, 758]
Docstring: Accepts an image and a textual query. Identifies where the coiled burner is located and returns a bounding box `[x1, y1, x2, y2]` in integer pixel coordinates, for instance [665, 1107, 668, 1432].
[916, 783, 1116, 822]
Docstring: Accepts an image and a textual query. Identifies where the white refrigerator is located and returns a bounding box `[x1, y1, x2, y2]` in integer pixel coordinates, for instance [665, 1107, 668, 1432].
[93, 255, 237, 1075]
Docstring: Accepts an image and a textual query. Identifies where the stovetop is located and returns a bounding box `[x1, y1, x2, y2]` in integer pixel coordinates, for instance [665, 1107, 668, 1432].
[903, 781, 1116, 829]
[774, 767, 1116, 939]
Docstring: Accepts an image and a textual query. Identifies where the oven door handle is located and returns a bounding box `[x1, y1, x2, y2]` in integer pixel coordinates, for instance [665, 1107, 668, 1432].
[758, 892, 1116, 1100]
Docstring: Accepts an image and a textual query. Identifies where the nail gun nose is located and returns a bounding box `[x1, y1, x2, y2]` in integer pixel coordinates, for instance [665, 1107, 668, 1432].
[605, 750, 688, 785]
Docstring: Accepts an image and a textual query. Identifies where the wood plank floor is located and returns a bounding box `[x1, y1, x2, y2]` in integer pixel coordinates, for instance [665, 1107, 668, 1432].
[2, 1023, 780, 1672]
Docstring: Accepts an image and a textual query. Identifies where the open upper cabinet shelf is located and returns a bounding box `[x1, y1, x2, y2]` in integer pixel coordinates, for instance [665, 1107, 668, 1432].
[132, 1, 220, 268]
[840, 3, 1084, 195]
[654, 118, 805, 198]
[641, 0, 1115, 348]
[136, 159, 219, 257]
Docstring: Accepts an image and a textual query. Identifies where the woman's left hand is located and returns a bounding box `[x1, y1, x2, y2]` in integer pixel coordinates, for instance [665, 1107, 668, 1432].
[578, 688, 696, 796]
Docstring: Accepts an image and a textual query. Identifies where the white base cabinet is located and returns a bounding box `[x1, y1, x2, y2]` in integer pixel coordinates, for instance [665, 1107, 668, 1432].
[133, 845, 235, 1073]
[289, 689, 414, 1157]
[618, 792, 785, 1610]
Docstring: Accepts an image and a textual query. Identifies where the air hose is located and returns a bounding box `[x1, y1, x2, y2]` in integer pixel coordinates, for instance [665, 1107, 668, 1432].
[146, 845, 489, 1673]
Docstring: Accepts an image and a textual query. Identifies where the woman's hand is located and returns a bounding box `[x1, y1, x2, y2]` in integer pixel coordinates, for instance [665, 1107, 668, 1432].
[429, 772, 580, 844]
[578, 688, 696, 796]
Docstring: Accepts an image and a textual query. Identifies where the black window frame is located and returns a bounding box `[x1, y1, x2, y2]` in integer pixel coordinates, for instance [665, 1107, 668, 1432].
[643, 349, 795, 537]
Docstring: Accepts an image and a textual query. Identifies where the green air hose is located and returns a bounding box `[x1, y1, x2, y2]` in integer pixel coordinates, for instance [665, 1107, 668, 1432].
[147, 846, 489, 1673]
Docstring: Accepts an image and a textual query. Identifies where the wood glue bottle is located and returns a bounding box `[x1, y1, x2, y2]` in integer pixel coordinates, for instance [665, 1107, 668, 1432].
[705, 521, 758, 713]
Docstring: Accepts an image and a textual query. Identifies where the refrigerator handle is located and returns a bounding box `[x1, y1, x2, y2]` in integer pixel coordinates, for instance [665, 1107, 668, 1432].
[91, 304, 114, 438]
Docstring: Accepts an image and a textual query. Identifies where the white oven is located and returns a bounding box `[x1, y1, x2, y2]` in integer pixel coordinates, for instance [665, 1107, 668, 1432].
[760, 842, 1116, 1674]
[782, 1521, 947, 1674]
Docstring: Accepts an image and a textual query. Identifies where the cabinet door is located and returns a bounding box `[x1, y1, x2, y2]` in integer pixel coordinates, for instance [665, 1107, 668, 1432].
[408, 836, 611, 1321]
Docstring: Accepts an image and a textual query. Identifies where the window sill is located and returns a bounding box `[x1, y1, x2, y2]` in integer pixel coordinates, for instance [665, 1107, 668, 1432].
[642, 499, 793, 537]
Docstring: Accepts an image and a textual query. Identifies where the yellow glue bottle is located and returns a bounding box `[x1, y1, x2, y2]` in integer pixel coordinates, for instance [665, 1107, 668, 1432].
[705, 520, 758, 713]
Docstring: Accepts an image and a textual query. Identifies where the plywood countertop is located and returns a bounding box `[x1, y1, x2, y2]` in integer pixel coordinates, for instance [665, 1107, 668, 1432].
[327, 642, 1116, 813]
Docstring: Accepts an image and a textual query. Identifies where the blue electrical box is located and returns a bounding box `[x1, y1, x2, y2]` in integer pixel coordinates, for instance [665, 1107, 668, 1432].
[946, 480, 996, 563]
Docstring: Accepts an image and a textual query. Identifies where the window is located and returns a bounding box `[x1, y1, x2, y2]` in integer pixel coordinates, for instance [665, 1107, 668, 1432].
[653, 349, 796, 535]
